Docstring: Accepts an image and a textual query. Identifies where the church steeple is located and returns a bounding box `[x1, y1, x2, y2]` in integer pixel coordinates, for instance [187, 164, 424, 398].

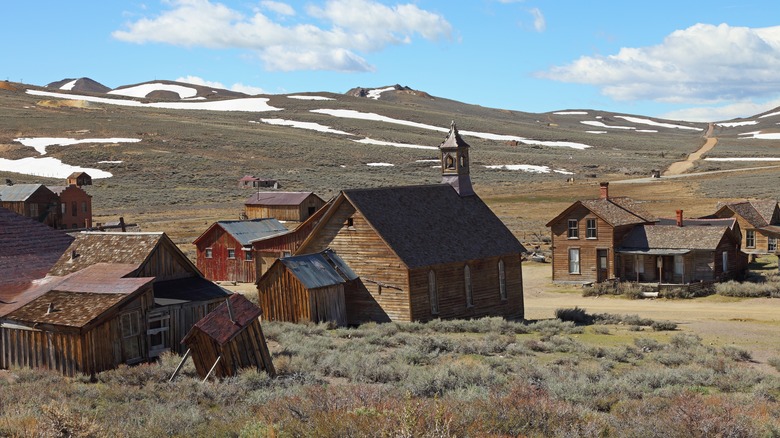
[440, 121, 474, 196]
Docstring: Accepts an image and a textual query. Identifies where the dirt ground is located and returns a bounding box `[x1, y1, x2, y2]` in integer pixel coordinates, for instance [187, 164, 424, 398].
[521, 261, 780, 366]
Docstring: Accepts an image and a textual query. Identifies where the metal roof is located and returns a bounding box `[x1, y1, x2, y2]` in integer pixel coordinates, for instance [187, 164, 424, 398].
[153, 276, 231, 306]
[280, 250, 354, 289]
[217, 218, 289, 246]
[0, 184, 49, 202]
[183, 294, 262, 346]
[244, 191, 320, 206]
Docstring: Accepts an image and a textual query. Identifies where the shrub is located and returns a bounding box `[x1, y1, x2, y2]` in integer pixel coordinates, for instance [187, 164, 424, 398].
[716, 280, 777, 297]
[651, 321, 678, 331]
[769, 357, 780, 372]
[593, 326, 610, 335]
[555, 307, 592, 324]
[721, 345, 753, 362]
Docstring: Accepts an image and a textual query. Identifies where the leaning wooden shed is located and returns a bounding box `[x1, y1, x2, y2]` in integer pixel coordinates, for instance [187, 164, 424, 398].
[180, 294, 274, 380]
[257, 249, 358, 326]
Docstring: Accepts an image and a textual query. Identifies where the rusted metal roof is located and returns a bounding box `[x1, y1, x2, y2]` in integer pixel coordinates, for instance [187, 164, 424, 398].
[280, 249, 357, 289]
[0, 206, 74, 290]
[1, 263, 151, 322]
[0, 184, 52, 202]
[183, 294, 262, 346]
[49, 232, 164, 276]
[341, 184, 526, 269]
[244, 191, 321, 206]
[217, 218, 288, 246]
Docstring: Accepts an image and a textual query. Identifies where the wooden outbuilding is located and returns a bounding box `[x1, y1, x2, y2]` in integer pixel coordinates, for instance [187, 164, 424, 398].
[49, 232, 230, 357]
[244, 191, 325, 222]
[238, 175, 277, 189]
[0, 263, 155, 376]
[258, 249, 358, 325]
[0, 184, 60, 228]
[293, 123, 526, 324]
[181, 294, 274, 380]
[49, 184, 92, 229]
[193, 218, 289, 283]
[546, 182, 657, 284]
[66, 172, 92, 187]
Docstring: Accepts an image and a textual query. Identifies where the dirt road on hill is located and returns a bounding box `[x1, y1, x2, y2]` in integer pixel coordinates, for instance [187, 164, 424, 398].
[663, 122, 717, 176]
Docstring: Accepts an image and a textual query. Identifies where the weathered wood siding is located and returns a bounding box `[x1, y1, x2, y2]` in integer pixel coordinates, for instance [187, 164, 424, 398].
[185, 319, 274, 379]
[408, 255, 524, 322]
[195, 228, 254, 283]
[258, 265, 347, 325]
[0, 288, 153, 377]
[550, 205, 617, 283]
[1, 189, 60, 228]
[246, 194, 325, 222]
[298, 202, 409, 322]
[136, 240, 195, 282]
[154, 299, 224, 354]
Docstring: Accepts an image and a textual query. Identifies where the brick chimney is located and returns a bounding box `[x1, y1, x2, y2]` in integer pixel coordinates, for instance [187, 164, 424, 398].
[676, 210, 683, 227]
[599, 182, 609, 200]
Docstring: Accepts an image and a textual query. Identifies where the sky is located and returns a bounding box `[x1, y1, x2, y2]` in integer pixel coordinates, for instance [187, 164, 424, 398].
[4, 1, 780, 122]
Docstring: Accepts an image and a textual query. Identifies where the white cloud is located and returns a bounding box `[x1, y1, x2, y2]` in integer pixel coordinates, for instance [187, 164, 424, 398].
[113, 0, 451, 72]
[529, 8, 545, 32]
[176, 75, 266, 94]
[539, 23, 780, 104]
[661, 98, 780, 123]
[261, 1, 294, 16]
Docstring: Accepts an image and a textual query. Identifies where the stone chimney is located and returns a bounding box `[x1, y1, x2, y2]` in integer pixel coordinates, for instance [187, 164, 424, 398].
[599, 182, 609, 200]
[676, 210, 683, 227]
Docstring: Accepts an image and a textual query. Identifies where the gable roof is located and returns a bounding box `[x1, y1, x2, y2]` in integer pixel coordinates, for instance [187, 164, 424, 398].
[619, 224, 730, 252]
[0, 184, 53, 202]
[0, 263, 148, 320]
[318, 184, 525, 269]
[49, 232, 198, 278]
[194, 218, 289, 247]
[546, 196, 656, 228]
[152, 276, 231, 306]
[716, 200, 779, 228]
[279, 249, 358, 289]
[244, 191, 321, 206]
[182, 294, 262, 346]
[0, 206, 74, 291]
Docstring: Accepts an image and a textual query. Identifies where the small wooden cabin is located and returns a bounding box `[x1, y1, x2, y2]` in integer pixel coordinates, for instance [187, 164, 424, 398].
[244, 191, 325, 222]
[67, 172, 92, 187]
[49, 184, 92, 230]
[0, 264, 155, 376]
[238, 175, 276, 189]
[258, 249, 358, 325]
[0, 184, 60, 228]
[709, 200, 780, 256]
[49, 232, 230, 356]
[193, 218, 289, 283]
[181, 294, 274, 379]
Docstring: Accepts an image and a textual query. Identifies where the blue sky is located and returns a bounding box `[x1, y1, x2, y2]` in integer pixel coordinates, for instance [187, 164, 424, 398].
[4, 1, 780, 121]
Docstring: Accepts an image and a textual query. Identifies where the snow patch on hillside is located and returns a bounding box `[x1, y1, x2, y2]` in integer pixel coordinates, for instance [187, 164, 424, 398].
[367, 87, 396, 100]
[705, 157, 780, 161]
[367, 162, 393, 166]
[717, 121, 758, 127]
[485, 164, 574, 174]
[614, 116, 702, 131]
[108, 83, 198, 99]
[14, 137, 141, 155]
[353, 138, 437, 150]
[738, 131, 780, 140]
[554, 111, 587, 115]
[287, 95, 334, 101]
[60, 80, 77, 91]
[255, 119, 353, 135]
[0, 157, 112, 179]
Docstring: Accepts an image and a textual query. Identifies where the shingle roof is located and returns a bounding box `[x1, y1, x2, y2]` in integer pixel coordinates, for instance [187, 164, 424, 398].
[280, 249, 358, 289]
[1, 263, 151, 322]
[619, 225, 729, 251]
[341, 184, 526, 269]
[0, 184, 50, 202]
[182, 294, 262, 346]
[244, 191, 320, 206]
[0, 206, 74, 290]
[49, 232, 164, 276]
[719, 200, 779, 228]
[657, 217, 736, 229]
[578, 197, 657, 227]
[216, 218, 289, 246]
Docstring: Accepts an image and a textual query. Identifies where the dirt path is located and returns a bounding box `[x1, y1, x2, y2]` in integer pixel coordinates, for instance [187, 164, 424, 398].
[663, 123, 716, 176]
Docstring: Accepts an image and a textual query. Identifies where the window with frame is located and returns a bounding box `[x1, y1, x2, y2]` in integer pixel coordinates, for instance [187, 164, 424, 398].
[498, 259, 507, 300]
[674, 255, 684, 275]
[61, 203, 66, 215]
[586, 219, 597, 239]
[464, 265, 473, 307]
[567, 219, 579, 239]
[568, 248, 581, 274]
[29, 204, 38, 217]
[769, 237, 777, 252]
[81, 201, 88, 213]
[71, 201, 77, 217]
[205, 248, 213, 258]
[428, 270, 439, 314]
[746, 230, 756, 248]
[245, 250, 253, 261]
[120, 311, 142, 362]
[227, 249, 236, 259]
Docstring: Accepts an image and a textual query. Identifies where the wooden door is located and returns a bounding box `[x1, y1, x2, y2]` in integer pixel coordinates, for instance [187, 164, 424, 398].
[597, 249, 608, 282]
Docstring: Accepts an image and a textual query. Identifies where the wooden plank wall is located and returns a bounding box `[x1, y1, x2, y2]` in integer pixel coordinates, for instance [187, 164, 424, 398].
[549, 205, 617, 283]
[408, 255, 524, 322]
[196, 228, 254, 283]
[309, 285, 347, 326]
[185, 319, 274, 379]
[136, 241, 195, 282]
[258, 267, 311, 323]
[299, 203, 411, 322]
[246, 205, 301, 222]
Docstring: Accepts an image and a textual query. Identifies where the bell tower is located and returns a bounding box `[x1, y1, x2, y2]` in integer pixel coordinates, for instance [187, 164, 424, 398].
[440, 121, 474, 196]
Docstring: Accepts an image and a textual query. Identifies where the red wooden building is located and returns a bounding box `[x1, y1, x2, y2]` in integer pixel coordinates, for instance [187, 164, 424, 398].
[0, 184, 60, 228]
[49, 184, 92, 229]
[193, 218, 289, 283]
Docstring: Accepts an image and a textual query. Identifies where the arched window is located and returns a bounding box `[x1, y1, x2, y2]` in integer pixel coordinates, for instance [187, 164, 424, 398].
[498, 259, 507, 300]
[428, 270, 439, 314]
[464, 265, 473, 307]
